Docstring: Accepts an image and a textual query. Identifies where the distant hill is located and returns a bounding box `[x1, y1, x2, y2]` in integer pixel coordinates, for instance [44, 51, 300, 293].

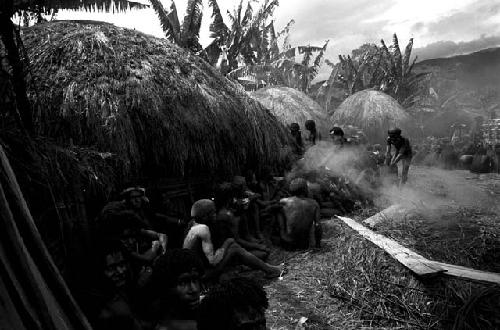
[414, 47, 500, 90]
[413, 47, 500, 136]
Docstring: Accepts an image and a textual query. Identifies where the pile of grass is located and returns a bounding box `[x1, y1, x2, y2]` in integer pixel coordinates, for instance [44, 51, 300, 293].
[22, 20, 290, 178]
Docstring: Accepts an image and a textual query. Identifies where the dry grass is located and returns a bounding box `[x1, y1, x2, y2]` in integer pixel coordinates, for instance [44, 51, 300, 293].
[265, 216, 499, 329]
[21, 20, 290, 178]
[375, 206, 500, 273]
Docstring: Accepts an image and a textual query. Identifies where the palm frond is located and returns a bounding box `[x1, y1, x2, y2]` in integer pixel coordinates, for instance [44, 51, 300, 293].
[241, 2, 253, 27]
[181, 0, 203, 51]
[149, 0, 180, 44]
[391, 34, 402, 79]
[208, 0, 229, 42]
[14, 0, 149, 14]
[402, 37, 413, 75]
[251, 0, 279, 28]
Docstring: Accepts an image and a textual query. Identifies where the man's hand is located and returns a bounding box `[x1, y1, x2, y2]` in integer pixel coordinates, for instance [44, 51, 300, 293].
[159, 234, 168, 253]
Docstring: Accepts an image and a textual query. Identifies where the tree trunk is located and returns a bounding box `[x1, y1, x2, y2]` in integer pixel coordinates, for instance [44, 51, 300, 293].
[0, 10, 33, 133]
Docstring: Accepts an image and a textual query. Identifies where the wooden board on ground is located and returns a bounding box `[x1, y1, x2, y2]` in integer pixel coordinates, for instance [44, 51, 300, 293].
[334, 216, 500, 285]
[432, 261, 500, 284]
[336, 216, 445, 277]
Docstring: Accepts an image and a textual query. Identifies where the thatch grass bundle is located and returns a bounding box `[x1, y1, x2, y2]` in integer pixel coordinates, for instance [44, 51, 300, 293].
[23, 21, 289, 178]
[250, 86, 331, 137]
[331, 90, 412, 143]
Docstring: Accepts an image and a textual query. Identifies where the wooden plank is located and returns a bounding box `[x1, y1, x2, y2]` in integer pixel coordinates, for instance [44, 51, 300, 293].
[336, 216, 445, 277]
[335, 216, 500, 285]
[0, 145, 93, 330]
[432, 261, 500, 285]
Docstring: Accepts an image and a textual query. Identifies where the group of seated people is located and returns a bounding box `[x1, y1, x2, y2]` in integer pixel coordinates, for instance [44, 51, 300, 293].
[80, 168, 323, 329]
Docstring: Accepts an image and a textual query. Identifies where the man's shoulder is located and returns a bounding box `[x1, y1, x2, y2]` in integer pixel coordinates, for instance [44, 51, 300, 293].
[188, 223, 210, 235]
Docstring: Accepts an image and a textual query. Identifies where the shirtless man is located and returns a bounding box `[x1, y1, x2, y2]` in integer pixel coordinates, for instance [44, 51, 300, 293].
[183, 199, 282, 279]
[385, 128, 413, 185]
[214, 183, 270, 260]
[278, 178, 321, 250]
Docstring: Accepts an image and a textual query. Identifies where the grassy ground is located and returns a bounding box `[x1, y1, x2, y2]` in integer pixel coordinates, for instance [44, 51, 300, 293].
[263, 167, 500, 329]
[374, 167, 500, 272]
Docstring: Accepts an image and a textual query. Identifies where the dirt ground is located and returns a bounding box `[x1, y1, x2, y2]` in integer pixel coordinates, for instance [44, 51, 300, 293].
[264, 166, 500, 329]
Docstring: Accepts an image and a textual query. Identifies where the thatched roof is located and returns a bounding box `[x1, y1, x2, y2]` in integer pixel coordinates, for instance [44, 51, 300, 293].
[331, 90, 412, 143]
[22, 21, 289, 177]
[250, 87, 331, 136]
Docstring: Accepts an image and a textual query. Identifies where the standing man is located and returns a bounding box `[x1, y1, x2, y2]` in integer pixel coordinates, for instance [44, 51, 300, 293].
[386, 128, 413, 185]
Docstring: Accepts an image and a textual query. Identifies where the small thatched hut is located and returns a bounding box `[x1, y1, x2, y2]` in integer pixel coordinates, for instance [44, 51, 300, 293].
[23, 21, 289, 179]
[250, 86, 331, 137]
[331, 90, 412, 143]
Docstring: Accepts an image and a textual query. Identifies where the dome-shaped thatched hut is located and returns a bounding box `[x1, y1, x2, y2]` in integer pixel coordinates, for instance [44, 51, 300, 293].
[250, 87, 331, 137]
[23, 21, 289, 178]
[331, 90, 411, 143]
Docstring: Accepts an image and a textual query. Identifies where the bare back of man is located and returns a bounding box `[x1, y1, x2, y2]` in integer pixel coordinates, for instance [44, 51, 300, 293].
[279, 197, 319, 250]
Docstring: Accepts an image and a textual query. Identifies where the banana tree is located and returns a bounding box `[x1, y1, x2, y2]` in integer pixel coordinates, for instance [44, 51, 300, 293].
[205, 0, 279, 71]
[149, 0, 204, 54]
[379, 34, 429, 107]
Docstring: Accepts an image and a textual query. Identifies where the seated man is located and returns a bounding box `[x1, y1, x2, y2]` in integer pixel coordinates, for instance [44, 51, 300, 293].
[97, 187, 184, 247]
[152, 249, 204, 330]
[82, 240, 146, 330]
[255, 167, 286, 218]
[183, 199, 282, 279]
[197, 278, 269, 330]
[232, 176, 264, 242]
[278, 178, 321, 250]
[214, 183, 270, 260]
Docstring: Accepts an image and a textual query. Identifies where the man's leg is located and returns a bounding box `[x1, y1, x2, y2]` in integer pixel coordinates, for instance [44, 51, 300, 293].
[215, 243, 281, 277]
[401, 158, 411, 185]
[248, 202, 264, 240]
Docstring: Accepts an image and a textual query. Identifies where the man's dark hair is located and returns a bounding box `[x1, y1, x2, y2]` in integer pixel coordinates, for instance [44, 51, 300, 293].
[289, 178, 308, 197]
[197, 278, 268, 330]
[214, 182, 235, 209]
[388, 127, 402, 136]
[329, 126, 344, 137]
[96, 239, 129, 271]
[152, 249, 204, 293]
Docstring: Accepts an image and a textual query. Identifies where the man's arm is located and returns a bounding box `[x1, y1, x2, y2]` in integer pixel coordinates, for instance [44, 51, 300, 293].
[154, 213, 184, 227]
[198, 226, 218, 266]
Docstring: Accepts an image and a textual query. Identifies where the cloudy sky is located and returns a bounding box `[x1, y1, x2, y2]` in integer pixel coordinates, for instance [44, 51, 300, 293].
[58, 0, 500, 80]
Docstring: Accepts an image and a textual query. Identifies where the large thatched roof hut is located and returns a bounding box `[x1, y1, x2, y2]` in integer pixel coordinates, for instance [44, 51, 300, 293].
[23, 21, 289, 179]
[331, 90, 411, 143]
[250, 86, 331, 136]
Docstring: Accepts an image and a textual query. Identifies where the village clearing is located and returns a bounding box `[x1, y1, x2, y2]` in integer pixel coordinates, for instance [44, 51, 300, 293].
[264, 166, 500, 329]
